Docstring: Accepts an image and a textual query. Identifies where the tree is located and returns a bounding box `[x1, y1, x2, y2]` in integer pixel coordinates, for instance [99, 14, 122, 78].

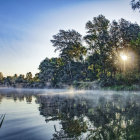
[109, 19, 139, 73]
[3, 76, 13, 86]
[110, 19, 140, 72]
[131, 0, 140, 11]
[33, 73, 40, 82]
[118, 19, 140, 48]
[131, 34, 140, 71]
[15, 74, 25, 84]
[26, 72, 32, 82]
[0, 72, 3, 83]
[12, 74, 18, 84]
[39, 57, 63, 86]
[51, 30, 87, 83]
[84, 15, 110, 78]
[51, 30, 85, 61]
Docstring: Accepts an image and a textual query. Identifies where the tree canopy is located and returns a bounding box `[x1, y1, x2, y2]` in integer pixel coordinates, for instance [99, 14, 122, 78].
[1, 14, 140, 89]
[131, 0, 140, 11]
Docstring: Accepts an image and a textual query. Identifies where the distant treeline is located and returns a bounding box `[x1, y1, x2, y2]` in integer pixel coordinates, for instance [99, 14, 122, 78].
[1, 14, 140, 88]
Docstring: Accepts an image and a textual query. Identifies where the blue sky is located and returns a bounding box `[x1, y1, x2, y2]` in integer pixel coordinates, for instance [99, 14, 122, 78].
[0, 0, 139, 76]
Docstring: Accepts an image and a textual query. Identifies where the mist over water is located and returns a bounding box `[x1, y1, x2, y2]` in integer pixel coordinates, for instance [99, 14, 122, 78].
[0, 88, 140, 140]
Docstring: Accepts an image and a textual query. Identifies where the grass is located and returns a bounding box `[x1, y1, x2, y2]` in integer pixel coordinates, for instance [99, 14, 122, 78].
[73, 81, 140, 91]
[102, 85, 140, 91]
[0, 114, 6, 128]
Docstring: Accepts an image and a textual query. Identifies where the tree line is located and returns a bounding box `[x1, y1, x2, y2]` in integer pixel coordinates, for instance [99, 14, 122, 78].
[0, 2, 140, 89]
[38, 15, 140, 88]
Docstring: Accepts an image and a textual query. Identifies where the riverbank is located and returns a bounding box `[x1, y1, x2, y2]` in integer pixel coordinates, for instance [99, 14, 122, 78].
[72, 82, 140, 91]
[102, 85, 140, 91]
[0, 82, 140, 91]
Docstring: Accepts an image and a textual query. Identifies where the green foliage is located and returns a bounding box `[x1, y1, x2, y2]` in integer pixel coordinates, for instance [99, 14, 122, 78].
[62, 119, 87, 138]
[131, 0, 140, 11]
[36, 93, 140, 139]
[0, 72, 3, 84]
[51, 29, 86, 61]
[26, 72, 32, 82]
[1, 15, 140, 89]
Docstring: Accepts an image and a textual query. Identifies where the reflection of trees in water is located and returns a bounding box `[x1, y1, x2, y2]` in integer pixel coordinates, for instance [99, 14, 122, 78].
[37, 94, 140, 140]
[0, 92, 140, 139]
[0, 95, 3, 103]
[25, 96, 32, 103]
[0, 93, 34, 104]
[37, 95, 90, 139]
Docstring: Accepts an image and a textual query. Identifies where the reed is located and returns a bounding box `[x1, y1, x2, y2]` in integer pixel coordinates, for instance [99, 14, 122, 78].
[0, 114, 5, 128]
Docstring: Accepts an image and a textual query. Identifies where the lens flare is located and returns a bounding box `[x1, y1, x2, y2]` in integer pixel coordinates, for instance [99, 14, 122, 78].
[120, 54, 127, 61]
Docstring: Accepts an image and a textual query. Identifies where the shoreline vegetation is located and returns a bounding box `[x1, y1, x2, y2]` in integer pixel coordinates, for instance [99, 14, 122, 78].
[1, 14, 140, 91]
[0, 82, 140, 91]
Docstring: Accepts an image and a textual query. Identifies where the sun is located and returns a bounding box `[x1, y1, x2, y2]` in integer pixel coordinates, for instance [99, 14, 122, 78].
[120, 54, 128, 61]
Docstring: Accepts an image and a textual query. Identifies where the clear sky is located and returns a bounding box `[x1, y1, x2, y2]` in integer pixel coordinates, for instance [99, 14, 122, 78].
[0, 0, 139, 76]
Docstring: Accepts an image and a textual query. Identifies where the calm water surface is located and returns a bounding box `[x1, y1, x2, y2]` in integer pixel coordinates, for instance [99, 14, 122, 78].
[0, 88, 140, 140]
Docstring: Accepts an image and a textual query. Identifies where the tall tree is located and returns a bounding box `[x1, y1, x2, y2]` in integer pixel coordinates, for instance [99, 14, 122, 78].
[118, 19, 140, 48]
[39, 57, 63, 86]
[109, 19, 138, 73]
[84, 15, 110, 77]
[51, 30, 86, 82]
[51, 30, 85, 61]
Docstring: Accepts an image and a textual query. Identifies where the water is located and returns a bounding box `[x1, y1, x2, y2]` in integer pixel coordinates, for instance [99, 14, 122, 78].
[0, 88, 140, 140]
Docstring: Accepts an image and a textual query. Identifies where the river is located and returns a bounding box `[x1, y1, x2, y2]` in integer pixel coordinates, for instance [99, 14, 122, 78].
[0, 88, 140, 140]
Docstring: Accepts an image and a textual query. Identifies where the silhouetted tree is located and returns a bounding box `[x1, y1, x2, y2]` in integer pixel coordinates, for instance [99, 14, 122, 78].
[131, 0, 140, 11]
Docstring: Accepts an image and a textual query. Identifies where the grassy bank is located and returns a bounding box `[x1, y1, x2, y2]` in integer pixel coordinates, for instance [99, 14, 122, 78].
[102, 85, 140, 91]
[72, 81, 140, 91]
